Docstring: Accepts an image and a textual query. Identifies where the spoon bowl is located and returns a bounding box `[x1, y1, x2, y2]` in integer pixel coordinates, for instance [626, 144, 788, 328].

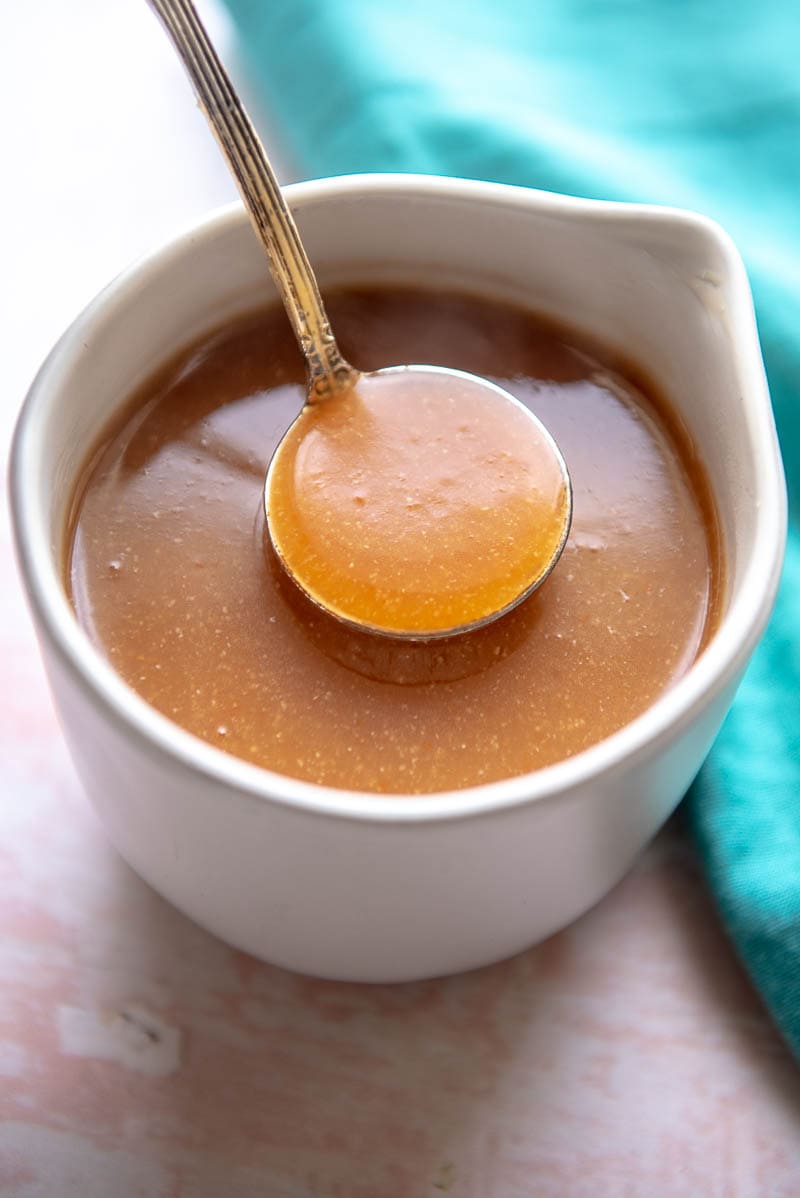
[265, 364, 572, 638]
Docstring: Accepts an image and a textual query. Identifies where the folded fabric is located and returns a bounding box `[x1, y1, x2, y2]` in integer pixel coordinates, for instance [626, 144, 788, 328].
[220, 0, 800, 1053]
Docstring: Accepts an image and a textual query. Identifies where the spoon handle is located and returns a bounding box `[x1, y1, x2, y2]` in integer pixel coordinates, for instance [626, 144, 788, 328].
[147, 0, 358, 402]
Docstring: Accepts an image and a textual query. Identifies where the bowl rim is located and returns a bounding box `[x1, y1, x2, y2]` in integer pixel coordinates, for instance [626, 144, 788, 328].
[9, 172, 787, 825]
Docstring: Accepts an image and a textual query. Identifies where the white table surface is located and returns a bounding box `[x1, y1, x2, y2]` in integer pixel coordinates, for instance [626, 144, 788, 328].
[3, 4, 800, 1196]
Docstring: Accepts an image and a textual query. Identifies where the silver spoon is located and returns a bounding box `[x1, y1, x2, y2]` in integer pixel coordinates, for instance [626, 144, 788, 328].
[148, 0, 572, 639]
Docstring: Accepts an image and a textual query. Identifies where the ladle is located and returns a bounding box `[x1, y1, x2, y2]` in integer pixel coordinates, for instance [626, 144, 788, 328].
[149, 0, 572, 639]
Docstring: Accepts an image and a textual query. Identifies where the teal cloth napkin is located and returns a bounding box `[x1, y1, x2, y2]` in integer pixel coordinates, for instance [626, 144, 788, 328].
[221, 0, 800, 1049]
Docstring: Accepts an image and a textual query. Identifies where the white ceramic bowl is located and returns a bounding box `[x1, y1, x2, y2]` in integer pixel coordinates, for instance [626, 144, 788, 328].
[10, 175, 786, 982]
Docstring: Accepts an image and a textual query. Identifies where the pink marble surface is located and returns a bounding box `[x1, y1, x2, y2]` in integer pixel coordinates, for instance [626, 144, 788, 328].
[3, 3, 800, 1195]
[3, 734, 800, 1197]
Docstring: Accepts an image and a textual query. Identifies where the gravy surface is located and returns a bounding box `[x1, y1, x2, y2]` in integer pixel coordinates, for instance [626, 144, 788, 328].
[69, 287, 719, 794]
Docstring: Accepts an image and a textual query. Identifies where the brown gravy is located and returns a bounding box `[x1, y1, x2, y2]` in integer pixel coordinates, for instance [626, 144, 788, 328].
[68, 286, 721, 794]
